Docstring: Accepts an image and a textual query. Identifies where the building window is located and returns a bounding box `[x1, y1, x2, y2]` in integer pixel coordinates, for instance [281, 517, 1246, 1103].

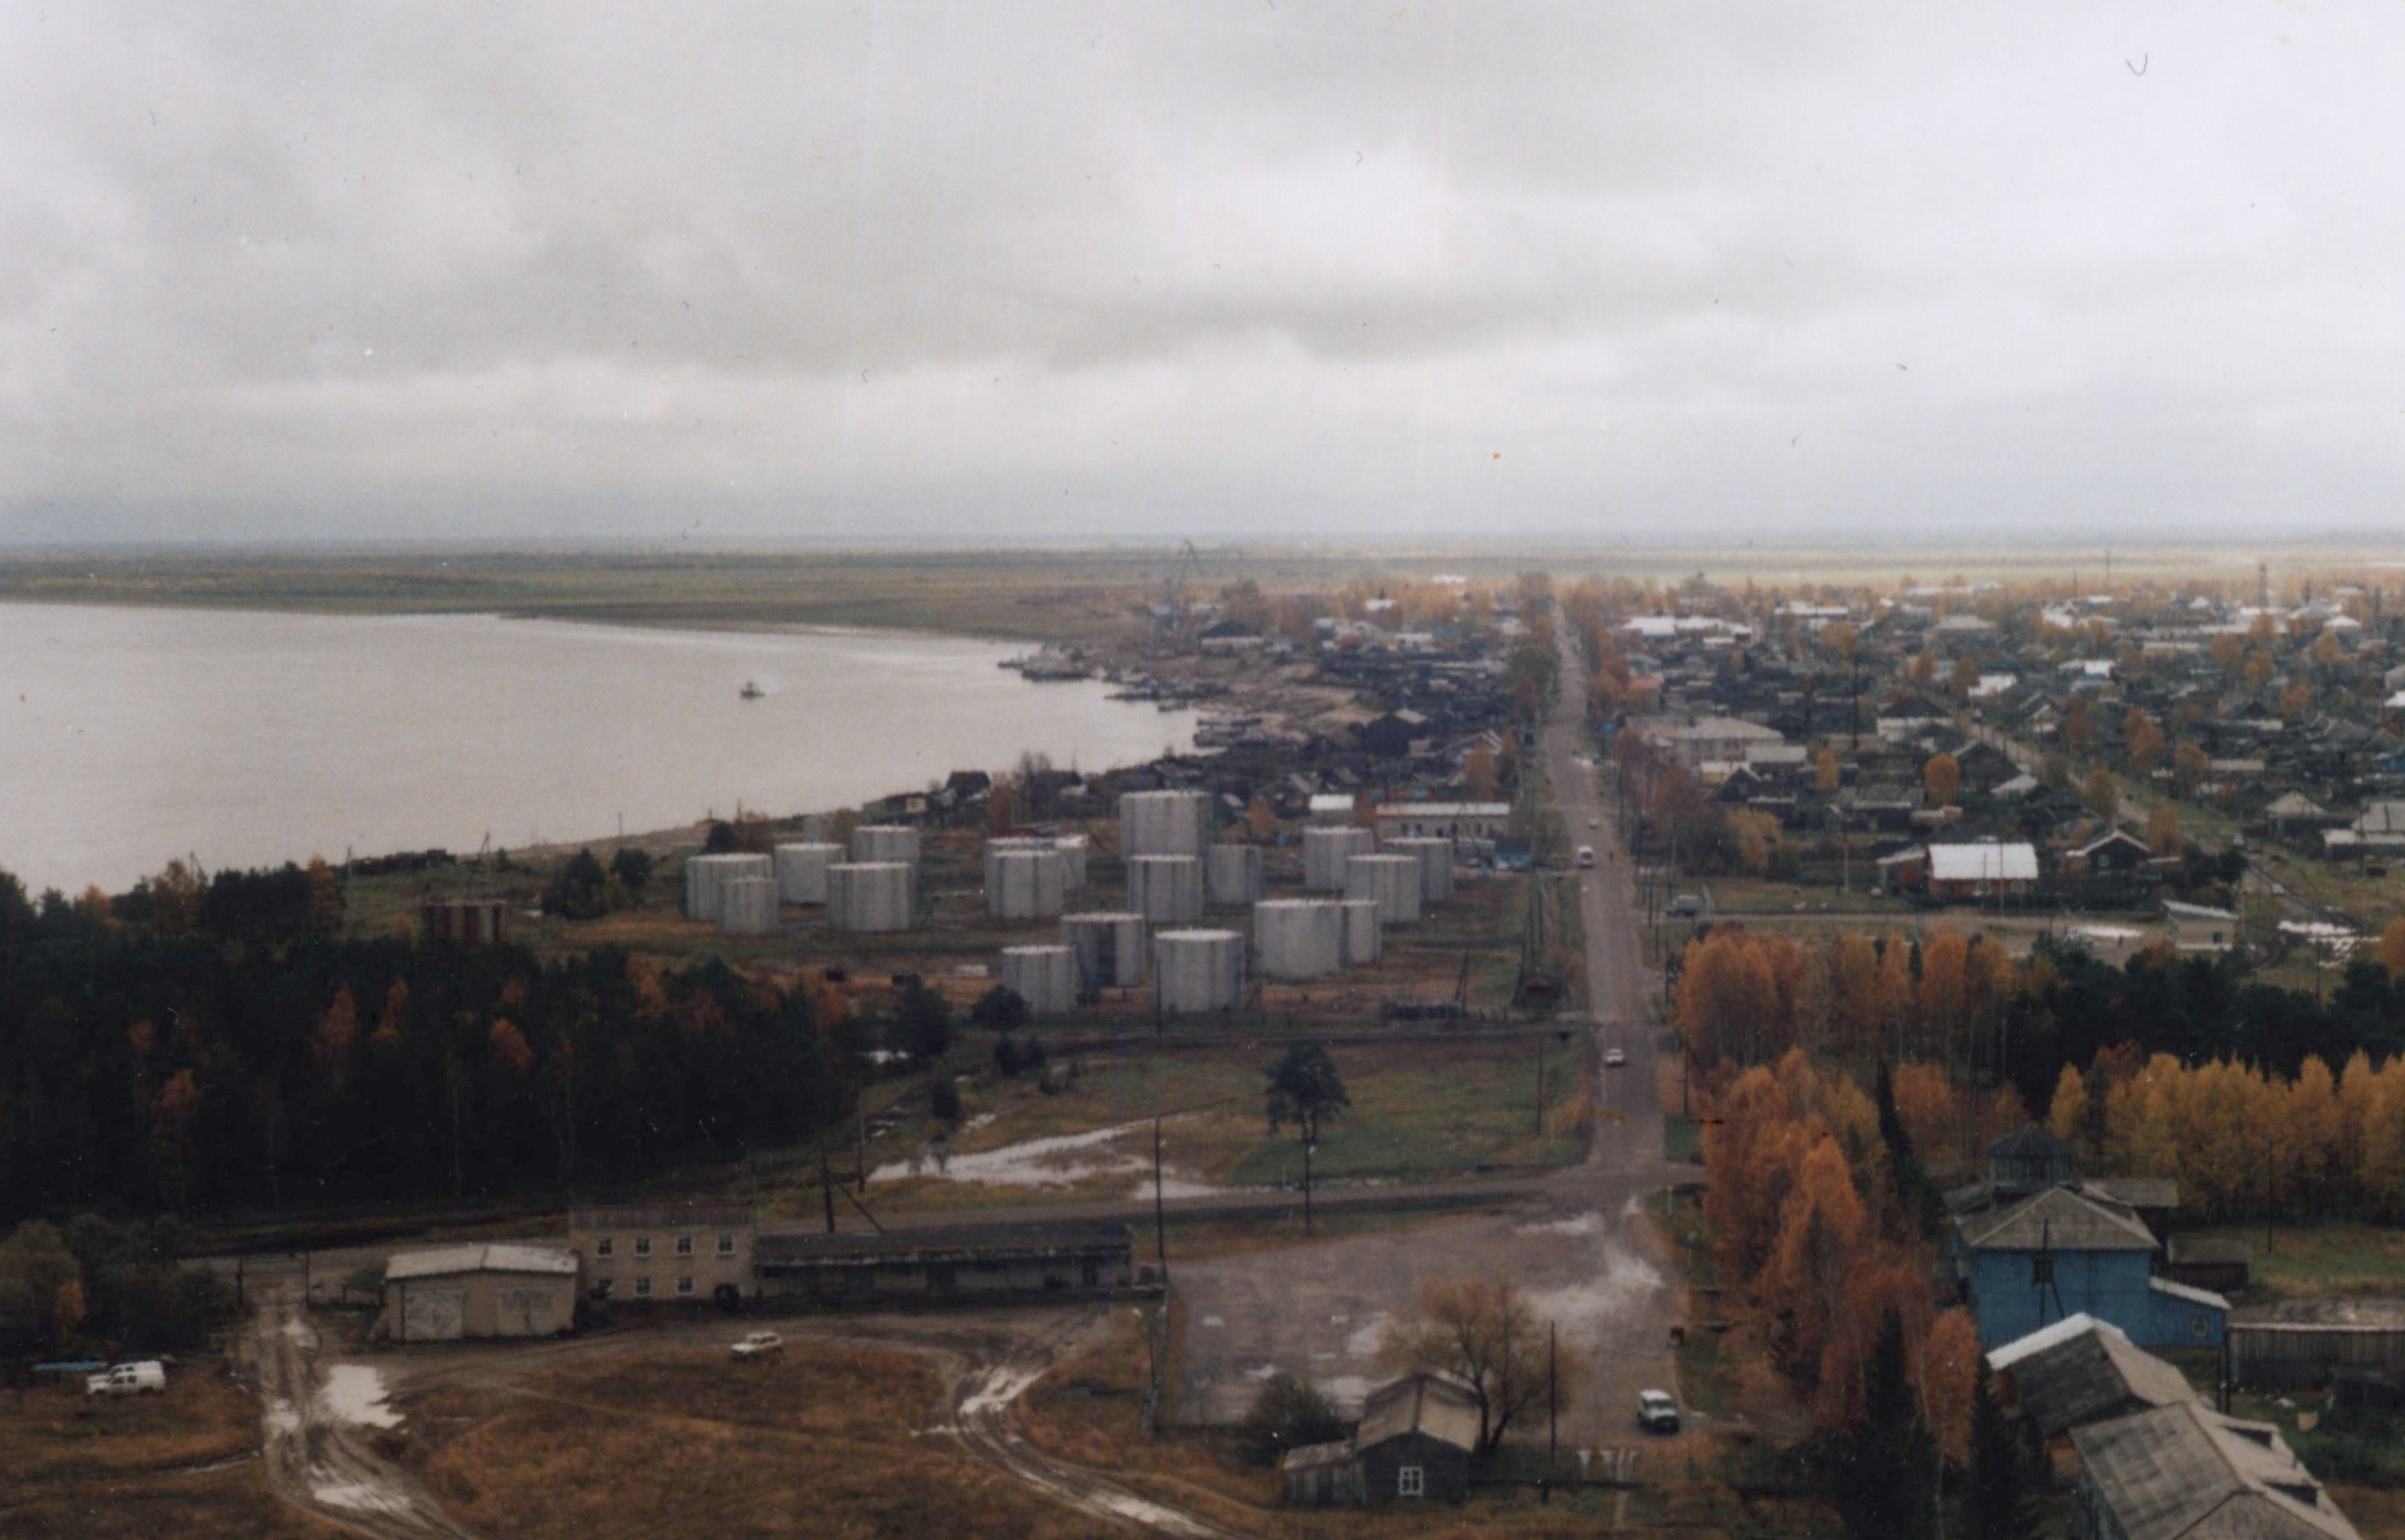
[634, 1237, 651, 1257]
[1397, 1466, 1425, 1499]
[596, 1237, 613, 1258]
[717, 1234, 736, 1256]
[634, 1276, 652, 1297]
[675, 1236, 693, 1257]
[678, 1276, 695, 1296]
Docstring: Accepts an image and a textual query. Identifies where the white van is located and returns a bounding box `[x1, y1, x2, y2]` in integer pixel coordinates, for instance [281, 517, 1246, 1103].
[1576, 845, 1596, 870]
[87, 1361, 166, 1396]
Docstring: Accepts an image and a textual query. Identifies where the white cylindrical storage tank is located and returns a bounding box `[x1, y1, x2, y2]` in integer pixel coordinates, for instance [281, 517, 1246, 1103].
[1340, 899, 1383, 965]
[989, 848, 1067, 920]
[984, 837, 1047, 897]
[1346, 854, 1424, 925]
[851, 824, 921, 867]
[1000, 945, 1079, 1016]
[1061, 912, 1147, 988]
[1119, 789, 1211, 858]
[773, 842, 842, 905]
[828, 862, 914, 932]
[1303, 827, 1377, 891]
[717, 876, 779, 935]
[1253, 899, 1344, 981]
[1206, 844, 1264, 906]
[684, 853, 772, 921]
[1386, 837, 1456, 904]
[1054, 833, 1090, 891]
[1155, 929, 1245, 1013]
[1128, 855, 1206, 925]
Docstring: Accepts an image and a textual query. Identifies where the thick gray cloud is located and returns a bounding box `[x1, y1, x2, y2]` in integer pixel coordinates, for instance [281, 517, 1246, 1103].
[4, 2, 2402, 544]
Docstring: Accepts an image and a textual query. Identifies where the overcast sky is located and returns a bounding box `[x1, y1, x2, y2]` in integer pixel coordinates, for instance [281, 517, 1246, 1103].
[5, 2, 2403, 546]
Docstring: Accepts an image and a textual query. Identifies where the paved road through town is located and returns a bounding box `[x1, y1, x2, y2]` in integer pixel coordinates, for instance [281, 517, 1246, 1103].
[1170, 630, 1678, 1444]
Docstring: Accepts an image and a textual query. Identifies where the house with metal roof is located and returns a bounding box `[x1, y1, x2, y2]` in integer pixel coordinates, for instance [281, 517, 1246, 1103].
[2071, 1401, 2359, 1540]
[1987, 1314, 2201, 1442]
[1281, 1373, 1481, 1508]
[754, 1221, 1135, 1307]
[1952, 1184, 2226, 1349]
[377, 1244, 579, 1342]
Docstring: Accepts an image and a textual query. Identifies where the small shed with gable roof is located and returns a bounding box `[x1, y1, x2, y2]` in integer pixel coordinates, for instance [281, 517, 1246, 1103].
[378, 1243, 579, 1342]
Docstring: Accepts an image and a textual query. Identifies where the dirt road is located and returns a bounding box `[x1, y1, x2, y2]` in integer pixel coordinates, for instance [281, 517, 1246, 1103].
[1171, 635, 1678, 1442]
[238, 1286, 480, 1540]
[938, 1311, 1258, 1540]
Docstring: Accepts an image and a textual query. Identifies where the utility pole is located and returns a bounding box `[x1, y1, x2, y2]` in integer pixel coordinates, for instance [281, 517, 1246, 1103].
[1546, 1321, 1559, 1501]
[1302, 1136, 1315, 1237]
[1153, 1115, 1170, 1283]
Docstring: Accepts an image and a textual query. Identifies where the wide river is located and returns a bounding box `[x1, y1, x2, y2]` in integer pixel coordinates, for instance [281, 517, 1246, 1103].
[0, 603, 1195, 896]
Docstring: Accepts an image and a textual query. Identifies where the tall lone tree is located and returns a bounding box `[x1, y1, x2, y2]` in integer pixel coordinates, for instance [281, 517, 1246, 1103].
[1265, 1043, 1349, 1232]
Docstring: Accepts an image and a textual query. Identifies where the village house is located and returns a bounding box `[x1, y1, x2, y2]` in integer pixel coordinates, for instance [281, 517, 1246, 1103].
[1946, 1129, 2225, 1350]
[1989, 1313, 2201, 1447]
[1878, 840, 2039, 903]
[1281, 1373, 1481, 1508]
[2071, 1401, 2359, 1540]
[1375, 801, 1512, 841]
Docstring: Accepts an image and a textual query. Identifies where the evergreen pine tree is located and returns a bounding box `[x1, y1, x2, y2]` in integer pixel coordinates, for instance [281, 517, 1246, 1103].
[1875, 1059, 1947, 1240]
[1965, 1357, 2033, 1540]
[1827, 1308, 1935, 1540]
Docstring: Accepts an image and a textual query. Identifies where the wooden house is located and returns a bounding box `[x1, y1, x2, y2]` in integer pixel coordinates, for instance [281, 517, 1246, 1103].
[1281, 1373, 1481, 1507]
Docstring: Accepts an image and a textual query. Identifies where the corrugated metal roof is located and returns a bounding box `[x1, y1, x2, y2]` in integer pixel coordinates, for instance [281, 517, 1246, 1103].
[2151, 1277, 2232, 1311]
[1928, 842, 2039, 883]
[384, 1243, 576, 1281]
[756, 1221, 1130, 1266]
[1356, 1374, 1481, 1454]
[1960, 1184, 2156, 1253]
[1990, 1317, 2201, 1438]
[2071, 1402, 2358, 1540]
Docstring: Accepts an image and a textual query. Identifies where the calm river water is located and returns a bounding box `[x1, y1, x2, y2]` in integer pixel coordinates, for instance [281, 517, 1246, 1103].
[0, 603, 1194, 896]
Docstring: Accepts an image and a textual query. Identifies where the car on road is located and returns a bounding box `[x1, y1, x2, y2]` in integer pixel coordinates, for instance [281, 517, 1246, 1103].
[1576, 845, 1596, 869]
[1604, 1047, 1627, 1068]
[1587, 817, 1600, 829]
[730, 1332, 785, 1360]
[87, 1361, 166, 1396]
[1637, 1389, 1680, 1433]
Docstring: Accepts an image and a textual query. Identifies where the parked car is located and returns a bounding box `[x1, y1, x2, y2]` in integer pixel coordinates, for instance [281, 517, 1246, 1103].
[1605, 1047, 1627, 1068]
[87, 1361, 166, 1397]
[1637, 1389, 1679, 1433]
[730, 1332, 785, 1360]
[1668, 894, 1701, 917]
[1576, 845, 1596, 869]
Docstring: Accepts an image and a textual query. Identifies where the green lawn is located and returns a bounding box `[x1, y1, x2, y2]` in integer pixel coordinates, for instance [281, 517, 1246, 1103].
[2177, 1220, 2405, 1299]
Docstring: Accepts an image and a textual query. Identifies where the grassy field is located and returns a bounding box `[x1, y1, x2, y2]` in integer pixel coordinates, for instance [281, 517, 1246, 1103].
[2175, 1220, 2405, 1300]
[806, 1035, 1589, 1220]
[397, 1344, 1091, 1540]
[0, 1357, 338, 1540]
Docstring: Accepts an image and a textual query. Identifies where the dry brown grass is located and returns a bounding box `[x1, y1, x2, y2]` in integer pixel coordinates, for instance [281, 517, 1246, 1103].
[0, 1359, 340, 1540]
[397, 1345, 1093, 1540]
[2332, 1483, 2405, 1540]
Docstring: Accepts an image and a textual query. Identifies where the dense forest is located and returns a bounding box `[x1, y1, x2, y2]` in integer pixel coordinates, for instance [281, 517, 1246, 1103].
[0, 862, 886, 1226]
[1672, 918, 2405, 1116]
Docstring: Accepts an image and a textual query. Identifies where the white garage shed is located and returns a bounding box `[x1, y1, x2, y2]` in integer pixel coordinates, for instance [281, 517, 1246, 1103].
[378, 1243, 580, 1342]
